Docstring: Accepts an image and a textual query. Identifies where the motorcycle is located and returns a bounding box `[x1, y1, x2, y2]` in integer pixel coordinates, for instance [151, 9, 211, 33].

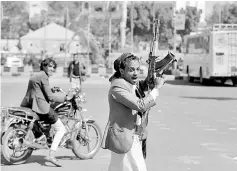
[1, 87, 102, 165]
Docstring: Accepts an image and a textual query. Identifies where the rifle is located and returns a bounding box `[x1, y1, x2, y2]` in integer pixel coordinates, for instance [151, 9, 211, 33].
[146, 19, 160, 89]
[136, 19, 177, 144]
[147, 19, 177, 89]
[135, 20, 161, 142]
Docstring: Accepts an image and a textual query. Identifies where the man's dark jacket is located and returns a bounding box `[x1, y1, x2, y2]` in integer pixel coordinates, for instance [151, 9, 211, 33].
[21, 71, 64, 114]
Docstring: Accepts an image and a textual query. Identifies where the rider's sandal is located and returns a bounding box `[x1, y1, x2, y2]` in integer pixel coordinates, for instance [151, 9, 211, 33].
[45, 156, 62, 167]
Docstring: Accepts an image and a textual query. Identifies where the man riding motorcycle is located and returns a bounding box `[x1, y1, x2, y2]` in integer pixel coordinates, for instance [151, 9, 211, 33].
[20, 58, 73, 167]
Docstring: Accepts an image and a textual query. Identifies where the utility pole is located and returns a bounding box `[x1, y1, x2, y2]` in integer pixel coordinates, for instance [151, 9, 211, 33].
[172, 1, 177, 71]
[2, 3, 10, 51]
[64, 5, 68, 67]
[109, 7, 111, 67]
[106, 1, 112, 68]
[152, 1, 158, 54]
[43, 4, 48, 60]
[131, 2, 134, 53]
[87, 2, 90, 65]
[43, 14, 47, 59]
[173, 1, 176, 53]
[219, 3, 222, 24]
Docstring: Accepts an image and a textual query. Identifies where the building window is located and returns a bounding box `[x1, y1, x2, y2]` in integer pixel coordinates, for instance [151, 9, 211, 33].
[84, 2, 88, 9]
[110, 7, 116, 12]
[95, 7, 103, 12]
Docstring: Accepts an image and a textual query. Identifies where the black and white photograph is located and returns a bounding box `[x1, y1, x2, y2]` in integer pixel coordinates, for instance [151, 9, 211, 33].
[1, 0, 237, 171]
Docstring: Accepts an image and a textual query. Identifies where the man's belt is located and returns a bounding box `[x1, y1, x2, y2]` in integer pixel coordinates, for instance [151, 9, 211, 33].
[71, 75, 81, 78]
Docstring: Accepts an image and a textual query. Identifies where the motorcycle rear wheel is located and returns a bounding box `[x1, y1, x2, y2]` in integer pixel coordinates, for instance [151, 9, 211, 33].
[72, 121, 102, 159]
[1, 127, 34, 165]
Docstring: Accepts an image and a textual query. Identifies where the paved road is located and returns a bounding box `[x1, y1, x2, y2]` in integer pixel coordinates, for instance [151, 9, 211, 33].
[1, 76, 237, 171]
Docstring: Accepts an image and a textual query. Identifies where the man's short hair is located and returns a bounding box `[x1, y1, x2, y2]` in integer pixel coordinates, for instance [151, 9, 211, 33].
[120, 54, 140, 70]
[40, 58, 57, 70]
[73, 53, 79, 58]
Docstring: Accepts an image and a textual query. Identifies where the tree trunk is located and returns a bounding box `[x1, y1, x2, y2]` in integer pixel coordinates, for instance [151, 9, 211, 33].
[120, 1, 128, 49]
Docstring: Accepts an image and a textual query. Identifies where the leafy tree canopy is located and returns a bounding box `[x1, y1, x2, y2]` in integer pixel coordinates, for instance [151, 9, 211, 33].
[206, 2, 237, 25]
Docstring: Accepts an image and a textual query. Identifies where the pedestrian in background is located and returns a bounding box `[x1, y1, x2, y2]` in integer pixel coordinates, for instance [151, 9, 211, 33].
[101, 53, 165, 171]
[68, 53, 86, 89]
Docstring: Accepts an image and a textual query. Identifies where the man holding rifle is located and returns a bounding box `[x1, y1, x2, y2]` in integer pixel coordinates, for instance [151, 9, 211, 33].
[101, 52, 166, 171]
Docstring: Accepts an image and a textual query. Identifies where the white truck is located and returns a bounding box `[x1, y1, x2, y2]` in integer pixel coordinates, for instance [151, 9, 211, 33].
[183, 24, 237, 86]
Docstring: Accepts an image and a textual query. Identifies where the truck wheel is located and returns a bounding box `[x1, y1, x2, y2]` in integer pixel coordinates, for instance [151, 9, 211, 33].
[232, 77, 237, 87]
[199, 68, 207, 85]
[221, 79, 226, 85]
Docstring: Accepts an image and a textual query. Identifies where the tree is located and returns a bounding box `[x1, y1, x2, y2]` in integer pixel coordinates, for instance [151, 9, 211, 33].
[225, 3, 237, 23]
[127, 2, 174, 49]
[206, 2, 237, 25]
[46, 1, 104, 64]
[1, 1, 29, 39]
[120, 1, 128, 49]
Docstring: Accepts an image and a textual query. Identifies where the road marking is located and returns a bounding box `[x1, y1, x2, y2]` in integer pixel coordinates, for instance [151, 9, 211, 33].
[159, 127, 171, 130]
[231, 117, 237, 121]
[177, 156, 202, 165]
[151, 120, 160, 124]
[219, 153, 234, 160]
[203, 128, 217, 131]
[192, 121, 202, 125]
[228, 127, 237, 131]
[200, 143, 228, 153]
[217, 131, 228, 134]
[196, 124, 211, 128]
[155, 123, 167, 127]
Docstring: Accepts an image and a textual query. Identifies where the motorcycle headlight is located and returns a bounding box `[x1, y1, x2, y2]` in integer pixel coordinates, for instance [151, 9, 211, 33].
[75, 97, 82, 108]
[75, 94, 86, 107]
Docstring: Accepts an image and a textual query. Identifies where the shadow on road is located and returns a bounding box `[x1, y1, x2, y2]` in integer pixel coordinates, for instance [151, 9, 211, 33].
[56, 155, 81, 160]
[0, 154, 66, 167]
[1, 154, 46, 166]
[0, 153, 86, 167]
[180, 96, 237, 101]
[166, 79, 235, 87]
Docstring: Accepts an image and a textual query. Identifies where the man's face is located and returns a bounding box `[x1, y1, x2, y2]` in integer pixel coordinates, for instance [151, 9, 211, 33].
[44, 62, 55, 77]
[74, 55, 79, 63]
[120, 59, 140, 85]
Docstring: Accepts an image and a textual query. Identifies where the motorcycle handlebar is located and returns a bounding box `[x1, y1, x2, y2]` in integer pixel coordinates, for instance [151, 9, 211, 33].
[52, 87, 67, 94]
[53, 87, 86, 102]
[58, 88, 67, 94]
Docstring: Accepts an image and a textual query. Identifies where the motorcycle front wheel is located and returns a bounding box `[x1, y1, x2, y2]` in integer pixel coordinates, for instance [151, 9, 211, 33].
[72, 121, 102, 159]
[1, 127, 34, 165]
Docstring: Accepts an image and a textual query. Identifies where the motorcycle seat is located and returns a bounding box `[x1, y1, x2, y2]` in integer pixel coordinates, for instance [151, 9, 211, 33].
[8, 107, 40, 120]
